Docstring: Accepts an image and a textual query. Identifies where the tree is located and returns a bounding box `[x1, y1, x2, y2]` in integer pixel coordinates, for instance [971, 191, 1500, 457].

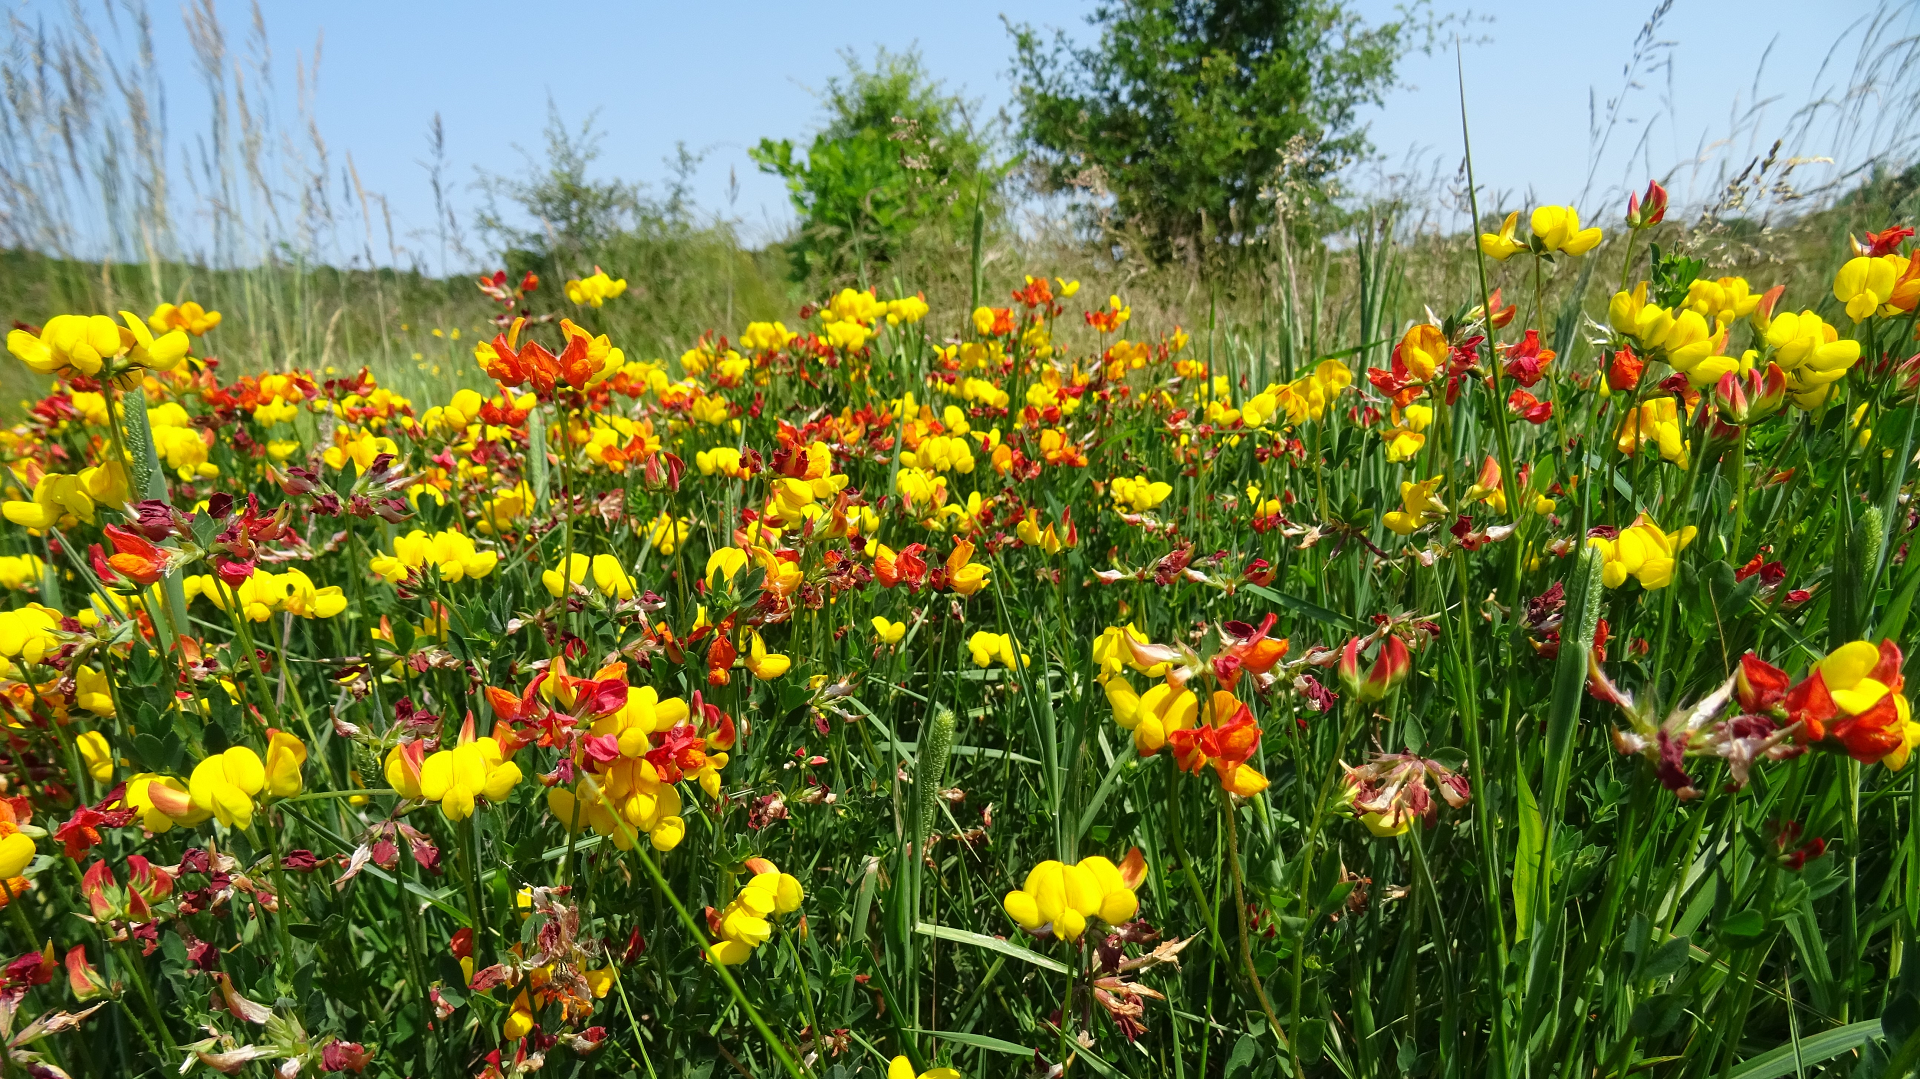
[752, 48, 995, 282]
[475, 103, 650, 271]
[1009, 0, 1416, 265]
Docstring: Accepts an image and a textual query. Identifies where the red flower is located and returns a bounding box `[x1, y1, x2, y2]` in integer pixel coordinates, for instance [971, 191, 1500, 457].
[1736, 653, 1790, 714]
[875, 543, 928, 590]
[1607, 348, 1645, 391]
[1783, 671, 1836, 741]
[1830, 693, 1906, 762]
[1859, 225, 1915, 257]
[1502, 330, 1556, 387]
[1507, 389, 1553, 424]
[1165, 726, 1211, 774]
[1207, 705, 1264, 786]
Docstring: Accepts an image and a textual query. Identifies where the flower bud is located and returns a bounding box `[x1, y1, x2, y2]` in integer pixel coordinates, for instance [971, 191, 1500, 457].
[1360, 635, 1411, 702]
[1713, 363, 1786, 426]
[1337, 637, 1365, 695]
[1626, 180, 1667, 229]
[1894, 353, 1920, 404]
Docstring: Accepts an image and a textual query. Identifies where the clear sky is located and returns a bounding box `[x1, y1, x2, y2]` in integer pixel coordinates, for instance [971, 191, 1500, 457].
[25, 0, 1910, 269]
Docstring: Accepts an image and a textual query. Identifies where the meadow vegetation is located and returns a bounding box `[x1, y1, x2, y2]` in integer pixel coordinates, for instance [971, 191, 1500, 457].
[2, 2, 1920, 1078]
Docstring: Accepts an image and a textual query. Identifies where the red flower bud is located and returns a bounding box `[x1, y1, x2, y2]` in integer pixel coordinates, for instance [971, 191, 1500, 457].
[1626, 180, 1668, 229]
[1713, 363, 1786, 426]
[1337, 637, 1365, 695]
[1361, 635, 1412, 702]
[1735, 653, 1790, 714]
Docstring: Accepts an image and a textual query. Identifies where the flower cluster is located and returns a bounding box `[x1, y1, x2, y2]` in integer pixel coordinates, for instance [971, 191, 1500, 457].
[1002, 850, 1146, 942]
[706, 858, 804, 965]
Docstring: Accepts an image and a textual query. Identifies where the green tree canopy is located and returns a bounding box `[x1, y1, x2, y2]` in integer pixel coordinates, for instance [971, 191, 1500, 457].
[752, 48, 996, 283]
[1009, 0, 1416, 265]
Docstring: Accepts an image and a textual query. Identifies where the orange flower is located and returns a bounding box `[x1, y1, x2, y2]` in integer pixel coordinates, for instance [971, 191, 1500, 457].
[874, 543, 927, 590]
[102, 525, 167, 587]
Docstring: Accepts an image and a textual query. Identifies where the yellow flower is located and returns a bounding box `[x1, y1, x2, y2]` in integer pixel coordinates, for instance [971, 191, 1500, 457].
[1114, 679, 1198, 756]
[565, 269, 627, 307]
[371, 529, 497, 584]
[74, 666, 113, 716]
[743, 632, 790, 680]
[1479, 210, 1528, 261]
[872, 616, 907, 645]
[0, 606, 61, 664]
[886, 295, 930, 324]
[824, 320, 872, 351]
[3, 472, 97, 529]
[1529, 205, 1603, 256]
[1092, 624, 1169, 678]
[591, 554, 637, 600]
[1002, 854, 1143, 943]
[542, 553, 589, 597]
[888, 1057, 964, 1079]
[707, 860, 804, 965]
[8, 315, 122, 376]
[0, 830, 30, 879]
[1682, 277, 1762, 325]
[902, 434, 975, 474]
[0, 554, 44, 591]
[419, 737, 522, 821]
[740, 321, 797, 350]
[124, 773, 211, 832]
[188, 747, 268, 829]
[1608, 284, 1726, 371]
[263, 731, 307, 798]
[1110, 475, 1173, 513]
[279, 569, 348, 619]
[967, 631, 1026, 669]
[945, 542, 990, 596]
[149, 405, 216, 479]
[76, 730, 114, 783]
[1833, 255, 1905, 322]
[1588, 513, 1696, 590]
[1615, 396, 1690, 467]
[148, 301, 222, 336]
[1382, 426, 1426, 463]
[1382, 477, 1448, 536]
[550, 744, 689, 850]
[186, 570, 284, 622]
[1764, 309, 1861, 408]
[1669, 348, 1752, 390]
[705, 547, 749, 590]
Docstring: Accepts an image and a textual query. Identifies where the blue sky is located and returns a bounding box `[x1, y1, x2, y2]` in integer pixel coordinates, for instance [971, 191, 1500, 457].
[29, 0, 1909, 268]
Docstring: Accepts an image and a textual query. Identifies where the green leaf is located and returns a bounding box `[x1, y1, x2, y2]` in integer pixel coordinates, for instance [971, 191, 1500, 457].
[392, 617, 416, 656]
[1719, 908, 1770, 948]
[1628, 993, 1686, 1037]
[910, 1029, 1032, 1056]
[1513, 768, 1543, 942]
[1885, 992, 1920, 1044]
[1243, 583, 1365, 631]
[1643, 934, 1692, 981]
[1223, 1034, 1259, 1078]
[1297, 1017, 1328, 1063]
[1727, 1019, 1883, 1079]
[913, 923, 1069, 975]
